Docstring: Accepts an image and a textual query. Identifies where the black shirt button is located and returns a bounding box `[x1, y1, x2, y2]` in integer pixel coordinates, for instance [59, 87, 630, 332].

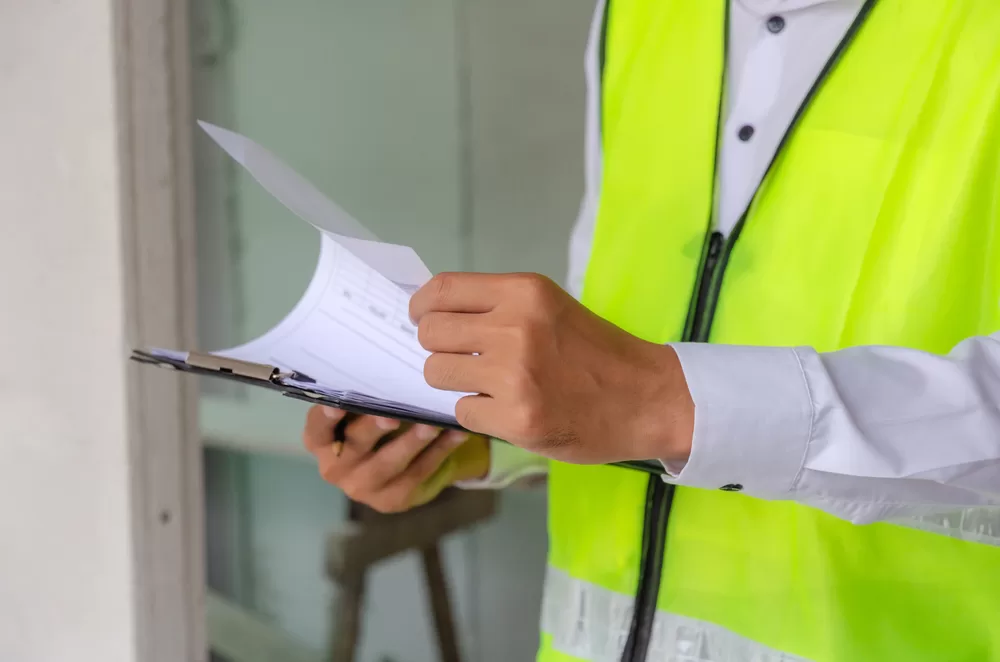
[767, 15, 786, 34]
[720, 484, 744, 492]
[737, 124, 755, 142]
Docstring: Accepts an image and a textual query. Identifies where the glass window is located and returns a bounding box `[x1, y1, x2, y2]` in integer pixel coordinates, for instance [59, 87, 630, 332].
[189, 1, 591, 659]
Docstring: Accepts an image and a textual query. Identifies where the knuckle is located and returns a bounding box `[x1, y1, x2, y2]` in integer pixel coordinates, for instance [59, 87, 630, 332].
[431, 272, 455, 300]
[513, 273, 553, 303]
[417, 315, 435, 349]
[455, 399, 478, 431]
[423, 354, 456, 389]
[423, 355, 440, 386]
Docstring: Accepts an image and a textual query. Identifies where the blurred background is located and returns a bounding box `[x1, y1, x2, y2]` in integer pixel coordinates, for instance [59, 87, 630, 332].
[188, 1, 590, 660]
[0, 0, 592, 659]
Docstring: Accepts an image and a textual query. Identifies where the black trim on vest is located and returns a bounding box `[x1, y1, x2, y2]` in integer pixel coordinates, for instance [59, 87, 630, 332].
[613, 1, 882, 661]
[694, 0, 881, 340]
[598, 0, 611, 82]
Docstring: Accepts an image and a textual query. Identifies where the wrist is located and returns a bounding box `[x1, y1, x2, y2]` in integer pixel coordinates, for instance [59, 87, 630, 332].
[629, 344, 694, 463]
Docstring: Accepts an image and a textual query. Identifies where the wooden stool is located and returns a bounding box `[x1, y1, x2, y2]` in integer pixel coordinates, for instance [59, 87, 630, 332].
[325, 489, 497, 662]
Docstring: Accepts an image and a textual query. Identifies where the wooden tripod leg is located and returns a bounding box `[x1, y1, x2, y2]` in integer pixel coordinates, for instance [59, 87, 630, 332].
[329, 568, 366, 662]
[420, 544, 462, 662]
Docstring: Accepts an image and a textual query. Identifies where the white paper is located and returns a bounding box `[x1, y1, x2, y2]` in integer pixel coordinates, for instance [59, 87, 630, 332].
[149, 122, 465, 422]
[217, 234, 462, 419]
[199, 121, 433, 289]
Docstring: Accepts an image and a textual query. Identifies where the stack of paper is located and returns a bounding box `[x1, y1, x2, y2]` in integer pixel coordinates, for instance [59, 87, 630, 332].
[144, 123, 464, 425]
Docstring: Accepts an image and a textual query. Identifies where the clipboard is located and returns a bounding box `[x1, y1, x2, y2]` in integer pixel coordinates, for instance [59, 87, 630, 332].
[130, 348, 666, 476]
[133, 123, 665, 476]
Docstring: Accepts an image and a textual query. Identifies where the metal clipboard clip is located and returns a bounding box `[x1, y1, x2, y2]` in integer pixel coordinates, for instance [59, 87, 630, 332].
[185, 351, 282, 382]
[132, 348, 315, 385]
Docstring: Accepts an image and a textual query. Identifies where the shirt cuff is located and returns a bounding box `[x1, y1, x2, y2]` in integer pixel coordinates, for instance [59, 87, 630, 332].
[663, 343, 815, 499]
[455, 439, 549, 490]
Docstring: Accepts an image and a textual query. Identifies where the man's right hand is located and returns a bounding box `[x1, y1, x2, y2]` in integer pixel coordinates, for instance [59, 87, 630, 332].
[302, 406, 491, 513]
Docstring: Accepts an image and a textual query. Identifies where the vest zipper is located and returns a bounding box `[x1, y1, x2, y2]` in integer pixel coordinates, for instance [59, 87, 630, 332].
[689, 231, 725, 341]
[619, 229, 722, 662]
[617, 2, 880, 660]
[619, 478, 675, 662]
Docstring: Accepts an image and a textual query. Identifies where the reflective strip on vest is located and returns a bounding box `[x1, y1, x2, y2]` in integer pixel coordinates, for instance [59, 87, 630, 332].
[901, 510, 1000, 547]
[541, 567, 809, 662]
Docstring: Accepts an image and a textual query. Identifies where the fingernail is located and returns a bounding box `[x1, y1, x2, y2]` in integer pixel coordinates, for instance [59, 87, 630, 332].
[415, 425, 440, 441]
[445, 430, 470, 445]
[324, 407, 345, 421]
[375, 417, 399, 431]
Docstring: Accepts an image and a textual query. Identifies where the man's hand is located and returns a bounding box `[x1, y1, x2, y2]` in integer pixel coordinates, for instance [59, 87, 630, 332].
[302, 406, 491, 513]
[410, 273, 694, 465]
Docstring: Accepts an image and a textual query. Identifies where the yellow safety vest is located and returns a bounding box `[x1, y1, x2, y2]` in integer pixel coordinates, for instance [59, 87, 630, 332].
[541, 1, 1000, 661]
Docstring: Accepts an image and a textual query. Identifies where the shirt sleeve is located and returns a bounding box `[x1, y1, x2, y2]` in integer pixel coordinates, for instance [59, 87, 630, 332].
[664, 333, 1000, 524]
[455, 440, 549, 490]
[565, 0, 604, 299]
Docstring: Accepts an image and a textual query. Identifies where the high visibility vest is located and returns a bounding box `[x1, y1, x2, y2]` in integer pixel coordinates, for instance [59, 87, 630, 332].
[540, 1, 1000, 661]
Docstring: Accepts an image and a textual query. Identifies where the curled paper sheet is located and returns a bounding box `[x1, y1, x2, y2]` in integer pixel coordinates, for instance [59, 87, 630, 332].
[198, 121, 433, 291]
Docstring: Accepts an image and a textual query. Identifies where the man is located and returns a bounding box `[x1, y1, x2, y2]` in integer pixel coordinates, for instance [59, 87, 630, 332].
[303, 1, 1000, 660]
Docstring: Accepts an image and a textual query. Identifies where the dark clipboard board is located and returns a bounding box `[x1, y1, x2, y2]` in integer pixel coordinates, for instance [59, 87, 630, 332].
[130, 348, 665, 476]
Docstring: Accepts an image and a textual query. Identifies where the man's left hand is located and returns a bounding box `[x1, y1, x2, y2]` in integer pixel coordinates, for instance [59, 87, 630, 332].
[409, 272, 694, 465]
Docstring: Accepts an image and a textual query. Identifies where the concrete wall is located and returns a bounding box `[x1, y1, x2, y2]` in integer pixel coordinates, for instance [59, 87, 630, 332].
[0, 2, 136, 660]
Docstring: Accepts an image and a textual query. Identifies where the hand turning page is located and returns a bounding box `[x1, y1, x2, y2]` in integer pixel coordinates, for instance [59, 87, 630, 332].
[135, 123, 463, 426]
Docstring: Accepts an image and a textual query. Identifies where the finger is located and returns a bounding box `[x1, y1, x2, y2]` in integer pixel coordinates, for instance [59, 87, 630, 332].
[343, 414, 401, 456]
[417, 312, 493, 354]
[351, 423, 446, 489]
[303, 406, 347, 455]
[454, 394, 505, 438]
[382, 430, 470, 509]
[314, 414, 404, 485]
[424, 353, 492, 393]
[409, 272, 506, 322]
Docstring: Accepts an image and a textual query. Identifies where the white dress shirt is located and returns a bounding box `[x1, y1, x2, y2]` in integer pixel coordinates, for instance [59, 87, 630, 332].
[462, 0, 1000, 534]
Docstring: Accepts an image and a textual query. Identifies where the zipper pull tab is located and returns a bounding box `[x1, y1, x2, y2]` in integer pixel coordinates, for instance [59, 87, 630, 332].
[708, 231, 723, 257]
[706, 231, 724, 267]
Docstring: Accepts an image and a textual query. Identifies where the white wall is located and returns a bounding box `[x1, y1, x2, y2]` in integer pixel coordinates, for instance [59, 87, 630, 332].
[0, 2, 136, 661]
[465, 0, 591, 281]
